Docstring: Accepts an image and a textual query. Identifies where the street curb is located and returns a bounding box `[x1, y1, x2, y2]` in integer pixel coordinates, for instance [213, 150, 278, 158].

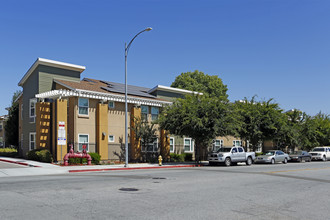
[69, 164, 202, 173]
[0, 158, 40, 167]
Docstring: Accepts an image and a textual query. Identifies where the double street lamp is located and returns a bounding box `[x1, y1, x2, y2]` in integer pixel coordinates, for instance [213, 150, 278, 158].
[124, 27, 152, 167]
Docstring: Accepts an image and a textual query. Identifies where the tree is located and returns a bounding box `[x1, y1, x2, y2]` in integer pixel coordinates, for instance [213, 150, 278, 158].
[234, 97, 285, 151]
[131, 117, 158, 162]
[5, 90, 21, 148]
[299, 113, 319, 150]
[159, 94, 237, 162]
[313, 112, 330, 146]
[171, 70, 228, 101]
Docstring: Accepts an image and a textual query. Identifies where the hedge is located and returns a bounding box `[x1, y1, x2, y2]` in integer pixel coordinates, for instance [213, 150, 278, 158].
[0, 148, 18, 157]
[27, 149, 53, 163]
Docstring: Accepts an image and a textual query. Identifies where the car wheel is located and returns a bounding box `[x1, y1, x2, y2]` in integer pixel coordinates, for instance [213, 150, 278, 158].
[224, 157, 231, 167]
[308, 157, 312, 162]
[271, 158, 275, 164]
[298, 158, 302, 162]
[323, 155, 326, 162]
[283, 158, 288, 164]
[246, 157, 252, 166]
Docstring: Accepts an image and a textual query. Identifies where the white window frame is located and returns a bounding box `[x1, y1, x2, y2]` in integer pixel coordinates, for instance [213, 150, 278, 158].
[108, 135, 115, 143]
[142, 138, 158, 152]
[78, 134, 89, 152]
[141, 105, 148, 121]
[184, 138, 194, 152]
[213, 139, 223, 151]
[78, 98, 89, 116]
[151, 107, 159, 121]
[170, 137, 175, 153]
[29, 99, 37, 123]
[233, 140, 242, 147]
[0, 123, 2, 131]
[29, 132, 36, 151]
[0, 136, 3, 147]
[108, 101, 115, 109]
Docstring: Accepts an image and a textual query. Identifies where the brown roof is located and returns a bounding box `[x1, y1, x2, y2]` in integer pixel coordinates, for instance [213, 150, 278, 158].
[55, 78, 167, 102]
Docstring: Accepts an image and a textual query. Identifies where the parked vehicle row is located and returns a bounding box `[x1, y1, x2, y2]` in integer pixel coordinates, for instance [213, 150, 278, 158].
[208, 147, 255, 166]
[208, 146, 330, 166]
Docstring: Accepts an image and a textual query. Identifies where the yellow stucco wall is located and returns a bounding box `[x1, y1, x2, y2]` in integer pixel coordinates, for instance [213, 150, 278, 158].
[96, 103, 108, 160]
[130, 107, 141, 161]
[52, 99, 68, 162]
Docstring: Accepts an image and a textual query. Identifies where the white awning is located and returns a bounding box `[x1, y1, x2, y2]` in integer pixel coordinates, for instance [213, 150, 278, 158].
[35, 89, 172, 107]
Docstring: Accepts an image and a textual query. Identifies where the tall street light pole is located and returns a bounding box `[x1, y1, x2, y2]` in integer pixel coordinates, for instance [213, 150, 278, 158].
[124, 27, 152, 167]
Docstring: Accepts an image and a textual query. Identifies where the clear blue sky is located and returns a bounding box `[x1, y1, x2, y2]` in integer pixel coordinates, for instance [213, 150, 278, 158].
[0, 0, 329, 116]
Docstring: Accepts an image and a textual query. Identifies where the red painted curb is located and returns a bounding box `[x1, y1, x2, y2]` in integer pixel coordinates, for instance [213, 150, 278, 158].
[0, 158, 40, 167]
[69, 164, 202, 173]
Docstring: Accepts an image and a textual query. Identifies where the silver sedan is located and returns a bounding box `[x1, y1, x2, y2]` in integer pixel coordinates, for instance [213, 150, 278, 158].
[255, 150, 289, 164]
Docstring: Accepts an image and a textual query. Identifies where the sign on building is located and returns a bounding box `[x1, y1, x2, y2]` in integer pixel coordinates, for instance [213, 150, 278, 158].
[57, 121, 66, 145]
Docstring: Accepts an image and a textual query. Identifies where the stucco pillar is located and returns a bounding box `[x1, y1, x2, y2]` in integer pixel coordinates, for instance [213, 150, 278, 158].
[96, 103, 108, 160]
[36, 102, 51, 150]
[130, 107, 141, 161]
[160, 129, 170, 161]
[52, 99, 68, 162]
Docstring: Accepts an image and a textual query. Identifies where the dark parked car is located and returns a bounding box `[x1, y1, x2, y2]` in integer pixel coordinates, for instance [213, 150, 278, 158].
[289, 151, 311, 162]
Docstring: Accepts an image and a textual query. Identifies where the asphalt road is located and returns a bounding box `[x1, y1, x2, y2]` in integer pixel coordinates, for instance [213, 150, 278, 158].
[1, 161, 330, 220]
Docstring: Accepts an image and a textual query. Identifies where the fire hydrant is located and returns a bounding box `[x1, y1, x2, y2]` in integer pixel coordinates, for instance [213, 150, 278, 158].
[158, 155, 163, 166]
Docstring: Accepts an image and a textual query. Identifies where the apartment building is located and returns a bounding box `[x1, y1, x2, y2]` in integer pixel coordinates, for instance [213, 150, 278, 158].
[19, 58, 220, 162]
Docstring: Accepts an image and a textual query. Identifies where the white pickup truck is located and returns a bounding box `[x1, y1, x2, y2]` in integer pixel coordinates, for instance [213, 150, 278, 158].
[208, 147, 256, 166]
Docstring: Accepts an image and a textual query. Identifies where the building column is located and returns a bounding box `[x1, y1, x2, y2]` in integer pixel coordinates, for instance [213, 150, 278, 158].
[160, 129, 170, 161]
[36, 102, 51, 150]
[96, 103, 108, 160]
[130, 107, 141, 161]
[52, 99, 67, 162]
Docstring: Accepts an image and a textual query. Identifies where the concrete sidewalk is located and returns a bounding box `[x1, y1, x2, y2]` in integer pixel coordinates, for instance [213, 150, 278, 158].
[0, 156, 201, 177]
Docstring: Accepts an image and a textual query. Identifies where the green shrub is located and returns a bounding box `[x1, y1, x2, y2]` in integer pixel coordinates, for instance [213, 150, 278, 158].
[27, 149, 53, 163]
[183, 153, 193, 161]
[0, 148, 18, 157]
[67, 153, 100, 165]
[88, 152, 101, 165]
[170, 153, 185, 162]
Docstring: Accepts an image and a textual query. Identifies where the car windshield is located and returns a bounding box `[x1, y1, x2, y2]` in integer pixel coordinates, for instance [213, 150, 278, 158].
[291, 151, 302, 155]
[217, 148, 232, 153]
[264, 151, 275, 156]
[312, 148, 325, 152]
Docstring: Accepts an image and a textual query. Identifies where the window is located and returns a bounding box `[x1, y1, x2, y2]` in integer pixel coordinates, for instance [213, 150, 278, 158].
[184, 138, 193, 152]
[233, 140, 242, 147]
[78, 98, 89, 115]
[238, 147, 244, 152]
[141, 105, 148, 121]
[0, 137, 3, 147]
[170, 137, 175, 152]
[151, 107, 159, 121]
[232, 148, 238, 153]
[0, 123, 2, 131]
[108, 101, 115, 109]
[213, 139, 223, 151]
[108, 135, 115, 142]
[78, 134, 89, 151]
[142, 138, 158, 152]
[29, 99, 37, 123]
[29, 132, 36, 150]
